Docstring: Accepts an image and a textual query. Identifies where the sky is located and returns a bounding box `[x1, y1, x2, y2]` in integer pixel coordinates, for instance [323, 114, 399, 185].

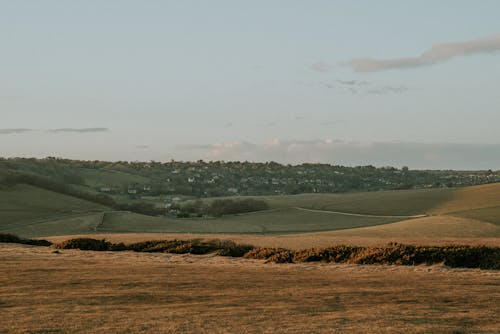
[1, 1, 500, 169]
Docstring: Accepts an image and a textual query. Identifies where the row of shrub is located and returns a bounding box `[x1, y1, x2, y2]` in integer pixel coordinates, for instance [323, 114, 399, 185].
[0, 233, 52, 246]
[50, 238, 500, 270]
[244, 243, 500, 269]
[171, 198, 270, 218]
[53, 238, 254, 257]
[3, 234, 497, 270]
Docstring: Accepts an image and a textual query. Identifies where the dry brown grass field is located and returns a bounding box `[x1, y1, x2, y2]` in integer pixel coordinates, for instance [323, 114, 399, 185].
[1, 243, 499, 334]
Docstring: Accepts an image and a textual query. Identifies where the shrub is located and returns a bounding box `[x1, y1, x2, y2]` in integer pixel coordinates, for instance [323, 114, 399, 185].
[53, 238, 111, 251]
[265, 250, 295, 263]
[0, 233, 22, 243]
[0, 233, 52, 246]
[215, 240, 254, 257]
[207, 198, 269, 217]
[243, 247, 288, 260]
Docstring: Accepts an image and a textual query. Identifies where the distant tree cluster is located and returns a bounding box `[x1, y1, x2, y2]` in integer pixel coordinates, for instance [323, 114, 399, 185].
[171, 198, 269, 218]
[2, 156, 500, 199]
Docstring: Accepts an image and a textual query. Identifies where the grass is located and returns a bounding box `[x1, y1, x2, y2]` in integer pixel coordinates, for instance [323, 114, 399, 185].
[328, 215, 500, 238]
[97, 208, 402, 235]
[430, 182, 500, 215]
[448, 206, 500, 226]
[199, 187, 456, 215]
[1, 212, 105, 238]
[0, 184, 107, 229]
[1, 243, 499, 333]
[3, 182, 500, 239]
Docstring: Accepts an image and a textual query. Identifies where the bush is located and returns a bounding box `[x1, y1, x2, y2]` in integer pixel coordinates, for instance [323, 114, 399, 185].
[0, 233, 52, 246]
[244, 247, 289, 260]
[47, 237, 500, 270]
[53, 238, 111, 251]
[207, 198, 269, 217]
[0, 233, 22, 243]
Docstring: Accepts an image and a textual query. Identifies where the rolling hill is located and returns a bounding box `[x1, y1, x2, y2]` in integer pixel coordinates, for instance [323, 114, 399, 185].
[1, 181, 500, 239]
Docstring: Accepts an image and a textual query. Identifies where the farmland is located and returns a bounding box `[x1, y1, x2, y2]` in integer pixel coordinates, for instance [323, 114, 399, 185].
[1, 181, 500, 240]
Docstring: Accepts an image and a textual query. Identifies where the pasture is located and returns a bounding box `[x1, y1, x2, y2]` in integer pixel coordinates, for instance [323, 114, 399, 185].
[2, 182, 500, 240]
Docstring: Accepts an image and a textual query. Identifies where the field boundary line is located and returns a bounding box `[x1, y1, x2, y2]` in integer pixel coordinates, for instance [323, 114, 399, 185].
[293, 207, 427, 219]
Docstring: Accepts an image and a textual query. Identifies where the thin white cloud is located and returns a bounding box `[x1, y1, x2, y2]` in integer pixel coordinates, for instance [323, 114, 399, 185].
[47, 127, 109, 133]
[337, 79, 370, 86]
[0, 128, 34, 135]
[350, 33, 500, 72]
[0, 127, 110, 135]
[310, 61, 331, 72]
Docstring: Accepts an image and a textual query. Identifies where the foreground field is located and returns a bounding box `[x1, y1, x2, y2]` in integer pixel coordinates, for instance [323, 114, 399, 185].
[1, 243, 499, 334]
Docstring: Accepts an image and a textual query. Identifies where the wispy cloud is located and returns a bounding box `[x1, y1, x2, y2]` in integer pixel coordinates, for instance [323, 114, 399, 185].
[364, 85, 407, 95]
[310, 61, 331, 73]
[0, 128, 34, 135]
[47, 127, 109, 133]
[337, 79, 370, 86]
[302, 79, 407, 96]
[0, 127, 110, 135]
[350, 33, 500, 72]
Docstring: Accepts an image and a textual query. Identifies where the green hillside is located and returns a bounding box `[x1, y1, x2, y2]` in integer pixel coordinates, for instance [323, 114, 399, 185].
[95, 209, 402, 235]
[2, 182, 500, 238]
[205, 188, 454, 216]
[0, 184, 107, 231]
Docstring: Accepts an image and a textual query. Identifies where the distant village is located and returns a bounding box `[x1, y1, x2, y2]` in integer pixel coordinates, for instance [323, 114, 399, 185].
[2, 158, 500, 203]
[89, 161, 500, 200]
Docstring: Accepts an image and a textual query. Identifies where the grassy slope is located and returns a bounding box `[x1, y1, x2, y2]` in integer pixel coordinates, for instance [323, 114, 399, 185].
[0, 184, 108, 238]
[0, 184, 107, 227]
[98, 209, 402, 235]
[429, 182, 500, 215]
[202, 188, 456, 216]
[327, 216, 500, 238]
[3, 182, 500, 238]
[2, 213, 105, 238]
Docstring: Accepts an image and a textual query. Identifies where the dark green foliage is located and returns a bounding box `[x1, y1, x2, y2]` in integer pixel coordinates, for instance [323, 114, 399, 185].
[0, 233, 52, 246]
[4, 156, 498, 198]
[207, 199, 269, 217]
[171, 198, 270, 217]
[0, 233, 23, 243]
[54, 238, 111, 251]
[117, 202, 164, 216]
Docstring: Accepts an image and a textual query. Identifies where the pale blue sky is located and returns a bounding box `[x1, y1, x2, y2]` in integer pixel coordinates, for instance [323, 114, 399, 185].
[2, 1, 500, 168]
